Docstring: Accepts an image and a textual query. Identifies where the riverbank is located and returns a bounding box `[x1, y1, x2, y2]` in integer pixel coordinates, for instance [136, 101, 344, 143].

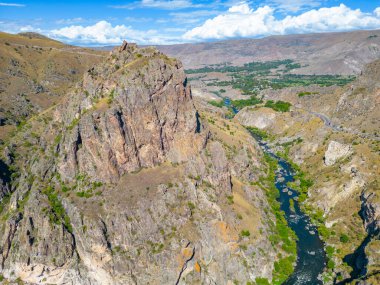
[236, 103, 380, 284]
[251, 130, 327, 284]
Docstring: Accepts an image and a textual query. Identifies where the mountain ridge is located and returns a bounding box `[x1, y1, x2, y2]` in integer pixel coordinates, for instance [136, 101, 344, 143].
[156, 29, 380, 74]
[0, 40, 282, 285]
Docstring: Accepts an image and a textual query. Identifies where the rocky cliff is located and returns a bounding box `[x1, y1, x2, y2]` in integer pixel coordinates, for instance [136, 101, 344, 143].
[0, 42, 279, 284]
[56, 41, 206, 183]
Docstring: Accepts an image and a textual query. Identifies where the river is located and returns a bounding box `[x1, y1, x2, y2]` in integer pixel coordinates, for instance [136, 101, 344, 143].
[224, 97, 328, 283]
[256, 138, 327, 284]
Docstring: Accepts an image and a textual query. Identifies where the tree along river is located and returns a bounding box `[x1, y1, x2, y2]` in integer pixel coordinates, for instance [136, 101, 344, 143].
[256, 137, 327, 284]
[223, 97, 328, 284]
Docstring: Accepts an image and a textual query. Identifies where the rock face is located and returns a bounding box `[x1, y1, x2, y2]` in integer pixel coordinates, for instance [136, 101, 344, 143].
[235, 107, 277, 129]
[362, 191, 380, 234]
[0, 42, 276, 284]
[324, 140, 352, 166]
[56, 43, 206, 183]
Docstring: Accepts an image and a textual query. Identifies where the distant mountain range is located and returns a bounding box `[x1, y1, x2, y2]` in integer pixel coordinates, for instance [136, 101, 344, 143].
[156, 30, 380, 74]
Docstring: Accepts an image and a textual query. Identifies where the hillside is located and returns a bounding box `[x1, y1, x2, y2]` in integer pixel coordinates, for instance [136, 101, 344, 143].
[257, 59, 380, 139]
[0, 41, 291, 285]
[0, 32, 106, 141]
[157, 30, 380, 74]
[235, 59, 380, 283]
[0, 28, 379, 285]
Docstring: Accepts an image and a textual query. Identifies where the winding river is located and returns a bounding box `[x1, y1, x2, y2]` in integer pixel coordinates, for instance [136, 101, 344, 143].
[223, 98, 328, 284]
[256, 138, 327, 284]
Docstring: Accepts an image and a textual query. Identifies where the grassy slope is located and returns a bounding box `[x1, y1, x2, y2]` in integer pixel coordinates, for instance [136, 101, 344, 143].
[0, 32, 106, 140]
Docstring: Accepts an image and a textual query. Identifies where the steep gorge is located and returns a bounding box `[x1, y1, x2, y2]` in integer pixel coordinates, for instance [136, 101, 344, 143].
[235, 61, 380, 283]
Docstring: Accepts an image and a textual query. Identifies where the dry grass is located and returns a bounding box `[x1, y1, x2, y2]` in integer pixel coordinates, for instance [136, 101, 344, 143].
[230, 177, 261, 238]
[0, 32, 106, 141]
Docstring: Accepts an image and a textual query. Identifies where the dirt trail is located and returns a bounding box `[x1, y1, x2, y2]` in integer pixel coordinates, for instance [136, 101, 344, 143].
[11, 42, 106, 58]
[294, 106, 380, 141]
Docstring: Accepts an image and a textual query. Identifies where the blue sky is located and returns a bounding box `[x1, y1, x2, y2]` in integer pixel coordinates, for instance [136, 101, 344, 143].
[1, 0, 380, 45]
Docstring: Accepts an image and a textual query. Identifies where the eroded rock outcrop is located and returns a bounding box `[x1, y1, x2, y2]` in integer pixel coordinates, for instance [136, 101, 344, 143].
[57, 43, 206, 183]
[324, 140, 352, 166]
[0, 42, 276, 284]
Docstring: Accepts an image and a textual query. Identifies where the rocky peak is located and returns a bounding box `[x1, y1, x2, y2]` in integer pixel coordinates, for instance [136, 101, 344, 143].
[117, 40, 137, 52]
[56, 42, 207, 183]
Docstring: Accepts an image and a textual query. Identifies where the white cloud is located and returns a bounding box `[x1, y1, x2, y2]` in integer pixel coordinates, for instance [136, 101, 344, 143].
[0, 19, 43, 34]
[228, 2, 251, 14]
[183, 3, 380, 41]
[0, 2, 25, 6]
[49, 20, 180, 45]
[19, 25, 41, 32]
[375, 7, 380, 17]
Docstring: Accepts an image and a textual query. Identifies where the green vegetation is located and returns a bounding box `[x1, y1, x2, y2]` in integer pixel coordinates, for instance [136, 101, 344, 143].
[274, 256, 295, 282]
[286, 170, 312, 204]
[298, 91, 319, 97]
[186, 59, 300, 75]
[279, 153, 337, 271]
[67, 118, 80, 131]
[255, 277, 271, 285]
[54, 133, 62, 145]
[187, 201, 196, 210]
[147, 240, 164, 254]
[0, 194, 11, 215]
[208, 100, 224, 108]
[327, 259, 335, 269]
[208, 95, 292, 112]
[246, 126, 270, 140]
[340, 234, 349, 243]
[240, 230, 251, 237]
[264, 100, 291, 112]
[194, 59, 355, 94]
[76, 191, 93, 198]
[42, 185, 73, 233]
[209, 74, 355, 93]
[270, 74, 355, 88]
[208, 95, 262, 111]
[259, 154, 297, 285]
[231, 96, 262, 109]
[325, 245, 336, 271]
[326, 245, 335, 257]
[107, 89, 116, 105]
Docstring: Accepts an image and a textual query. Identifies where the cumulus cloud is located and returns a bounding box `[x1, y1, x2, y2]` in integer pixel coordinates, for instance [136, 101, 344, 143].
[0, 2, 25, 6]
[375, 7, 380, 17]
[183, 3, 380, 41]
[19, 25, 41, 32]
[49, 20, 179, 45]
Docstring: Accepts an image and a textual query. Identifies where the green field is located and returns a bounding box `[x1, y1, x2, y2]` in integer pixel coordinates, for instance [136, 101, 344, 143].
[186, 59, 355, 95]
